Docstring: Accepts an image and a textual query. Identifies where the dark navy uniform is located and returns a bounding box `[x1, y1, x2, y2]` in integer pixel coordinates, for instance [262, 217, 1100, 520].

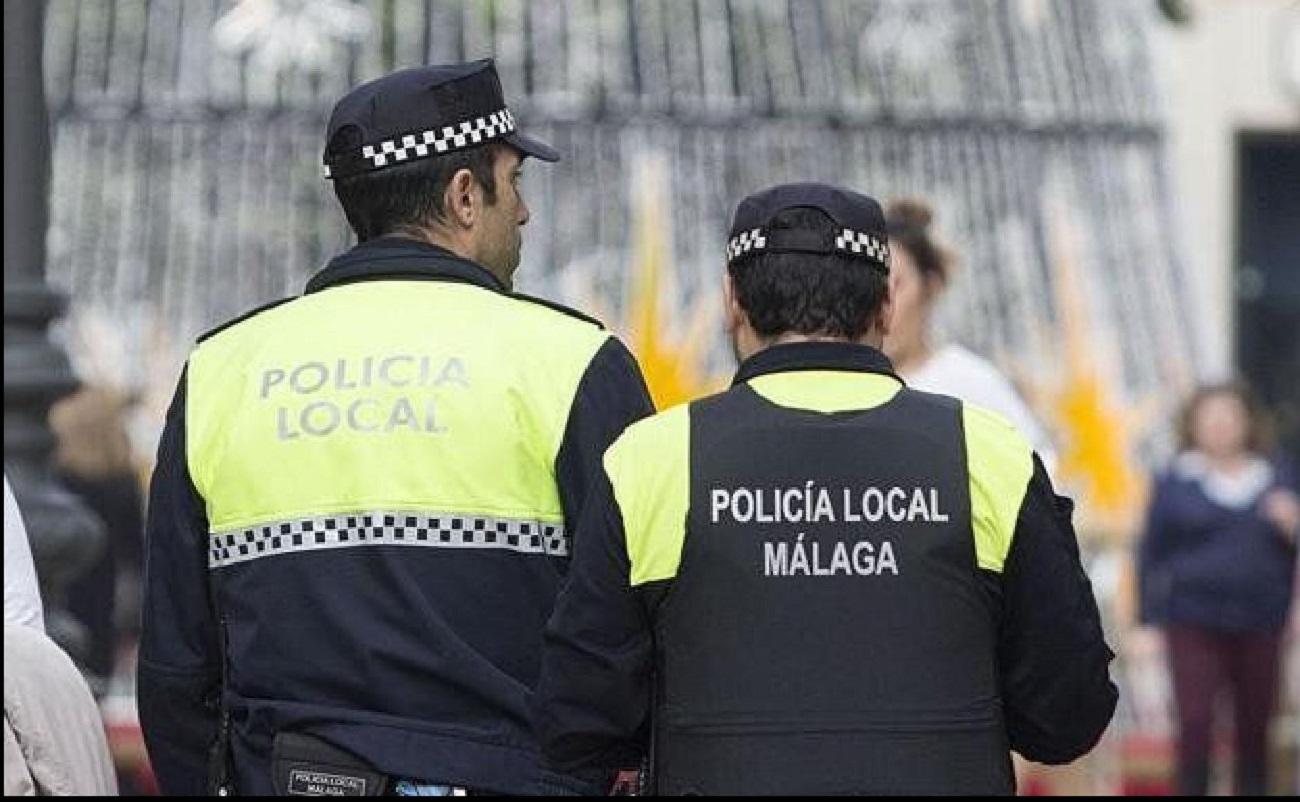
[533, 186, 1117, 795]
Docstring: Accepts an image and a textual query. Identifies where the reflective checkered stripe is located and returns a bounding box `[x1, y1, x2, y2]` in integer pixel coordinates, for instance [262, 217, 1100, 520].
[726, 226, 890, 268]
[208, 510, 567, 569]
[725, 228, 766, 261]
[323, 108, 517, 178]
[834, 228, 890, 264]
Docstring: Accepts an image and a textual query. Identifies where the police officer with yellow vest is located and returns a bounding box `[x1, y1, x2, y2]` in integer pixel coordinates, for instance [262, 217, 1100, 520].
[138, 60, 653, 795]
[533, 183, 1118, 795]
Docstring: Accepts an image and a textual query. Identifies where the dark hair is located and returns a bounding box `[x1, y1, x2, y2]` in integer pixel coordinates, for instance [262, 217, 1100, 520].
[1177, 381, 1272, 454]
[330, 134, 504, 241]
[885, 197, 954, 285]
[727, 207, 888, 340]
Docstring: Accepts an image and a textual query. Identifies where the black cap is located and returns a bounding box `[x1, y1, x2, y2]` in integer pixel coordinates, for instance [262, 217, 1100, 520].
[726, 182, 891, 272]
[323, 59, 559, 180]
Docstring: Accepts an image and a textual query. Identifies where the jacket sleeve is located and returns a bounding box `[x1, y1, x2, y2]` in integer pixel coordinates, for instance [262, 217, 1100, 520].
[554, 337, 655, 531]
[532, 466, 657, 792]
[137, 368, 222, 796]
[999, 456, 1118, 764]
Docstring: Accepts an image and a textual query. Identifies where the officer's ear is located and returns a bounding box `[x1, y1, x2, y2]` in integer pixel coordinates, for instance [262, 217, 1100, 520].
[444, 168, 479, 229]
[722, 272, 747, 337]
[875, 276, 894, 338]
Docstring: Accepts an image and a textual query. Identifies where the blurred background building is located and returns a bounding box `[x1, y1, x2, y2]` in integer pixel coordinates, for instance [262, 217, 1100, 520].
[1153, 0, 1299, 463]
[4, 0, 1297, 794]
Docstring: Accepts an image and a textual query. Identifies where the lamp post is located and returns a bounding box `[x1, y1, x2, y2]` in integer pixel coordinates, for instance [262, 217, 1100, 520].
[4, 0, 105, 660]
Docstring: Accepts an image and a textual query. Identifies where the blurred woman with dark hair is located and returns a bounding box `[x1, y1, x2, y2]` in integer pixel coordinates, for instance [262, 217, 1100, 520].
[882, 198, 1055, 463]
[1139, 382, 1299, 795]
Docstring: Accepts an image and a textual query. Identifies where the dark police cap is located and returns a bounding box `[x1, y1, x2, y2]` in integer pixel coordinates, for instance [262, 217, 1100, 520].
[726, 182, 891, 272]
[323, 58, 559, 180]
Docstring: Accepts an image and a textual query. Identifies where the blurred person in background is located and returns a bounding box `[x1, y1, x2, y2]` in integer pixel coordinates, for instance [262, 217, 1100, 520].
[883, 199, 1056, 465]
[1138, 382, 1299, 795]
[4, 475, 45, 632]
[50, 386, 145, 685]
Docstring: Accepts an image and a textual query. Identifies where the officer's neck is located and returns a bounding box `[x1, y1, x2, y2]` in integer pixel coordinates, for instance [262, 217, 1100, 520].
[386, 227, 509, 288]
[737, 330, 885, 363]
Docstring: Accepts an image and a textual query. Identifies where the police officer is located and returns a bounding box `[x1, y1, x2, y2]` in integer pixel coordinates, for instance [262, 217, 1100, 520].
[138, 60, 653, 795]
[533, 183, 1118, 795]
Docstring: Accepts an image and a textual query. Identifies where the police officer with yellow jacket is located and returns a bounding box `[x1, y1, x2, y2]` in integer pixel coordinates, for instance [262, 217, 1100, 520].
[534, 183, 1118, 795]
[138, 60, 653, 795]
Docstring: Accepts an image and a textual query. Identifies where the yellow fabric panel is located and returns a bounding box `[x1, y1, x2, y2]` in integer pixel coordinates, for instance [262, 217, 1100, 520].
[186, 281, 610, 530]
[963, 403, 1034, 573]
[747, 371, 902, 412]
[605, 403, 691, 587]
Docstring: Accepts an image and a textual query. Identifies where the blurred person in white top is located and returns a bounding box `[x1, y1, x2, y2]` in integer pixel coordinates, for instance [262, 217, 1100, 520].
[4, 475, 44, 632]
[883, 199, 1056, 467]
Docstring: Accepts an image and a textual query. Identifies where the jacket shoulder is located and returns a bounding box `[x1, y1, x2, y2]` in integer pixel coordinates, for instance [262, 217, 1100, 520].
[195, 297, 295, 344]
[608, 402, 690, 464]
[508, 292, 605, 330]
[897, 384, 964, 414]
[960, 398, 1032, 451]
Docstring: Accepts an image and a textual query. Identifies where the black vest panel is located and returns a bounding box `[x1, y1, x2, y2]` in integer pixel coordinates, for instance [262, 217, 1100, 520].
[655, 383, 1011, 795]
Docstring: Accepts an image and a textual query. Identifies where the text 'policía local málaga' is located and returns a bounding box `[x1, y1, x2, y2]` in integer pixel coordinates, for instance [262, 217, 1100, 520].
[710, 483, 950, 579]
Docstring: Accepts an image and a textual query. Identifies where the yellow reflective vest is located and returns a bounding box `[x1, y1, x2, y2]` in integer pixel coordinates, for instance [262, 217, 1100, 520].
[139, 239, 653, 795]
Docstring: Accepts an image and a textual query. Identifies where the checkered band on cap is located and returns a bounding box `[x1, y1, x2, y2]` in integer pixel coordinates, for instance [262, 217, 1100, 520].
[207, 509, 568, 569]
[725, 229, 767, 262]
[727, 226, 891, 270]
[324, 108, 517, 179]
[834, 228, 891, 264]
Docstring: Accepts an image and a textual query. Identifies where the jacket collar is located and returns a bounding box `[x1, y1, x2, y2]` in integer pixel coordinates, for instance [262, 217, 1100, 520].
[732, 341, 901, 386]
[305, 236, 505, 294]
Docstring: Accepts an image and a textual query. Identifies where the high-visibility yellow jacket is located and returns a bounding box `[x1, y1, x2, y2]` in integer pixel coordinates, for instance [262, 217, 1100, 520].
[139, 238, 653, 795]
